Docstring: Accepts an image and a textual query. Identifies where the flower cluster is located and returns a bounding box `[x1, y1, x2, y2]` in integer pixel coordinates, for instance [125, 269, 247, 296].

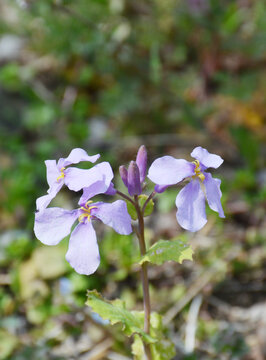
[34, 146, 225, 275]
[34, 148, 132, 275]
[148, 146, 225, 232]
[119, 145, 147, 196]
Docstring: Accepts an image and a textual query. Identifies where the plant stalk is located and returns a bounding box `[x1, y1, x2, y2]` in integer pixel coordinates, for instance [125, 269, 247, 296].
[134, 195, 152, 360]
[116, 190, 135, 205]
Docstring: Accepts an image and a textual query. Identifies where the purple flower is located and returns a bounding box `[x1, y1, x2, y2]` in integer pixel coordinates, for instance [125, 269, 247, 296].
[34, 181, 132, 275]
[36, 148, 113, 211]
[119, 145, 147, 196]
[148, 146, 225, 232]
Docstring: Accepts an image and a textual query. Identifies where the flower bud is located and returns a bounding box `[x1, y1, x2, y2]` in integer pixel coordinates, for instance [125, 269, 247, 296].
[136, 145, 147, 183]
[119, 165, 128, 187]
[127, 161, 142, 196]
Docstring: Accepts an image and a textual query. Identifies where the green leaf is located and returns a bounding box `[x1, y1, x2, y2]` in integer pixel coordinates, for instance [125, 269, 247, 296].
[132, 313, 176, 360]
[126, 195, 154, 221]
[151, 337, 176, 360]
[132, 334, 146, 359]
[126, 201, 138, 220]
[139, 195, 154, 218]
[140, 239, 193, 265]
[86, 290, 156, 343]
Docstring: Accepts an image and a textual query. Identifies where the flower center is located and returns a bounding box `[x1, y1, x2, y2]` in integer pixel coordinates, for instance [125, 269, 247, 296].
[78, 201, 97, 223]
[56, 167, 66, 182]
[192, 160, 205, 181]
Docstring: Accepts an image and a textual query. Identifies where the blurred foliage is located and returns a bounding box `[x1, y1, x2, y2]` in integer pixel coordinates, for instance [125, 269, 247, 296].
[0, 0, 266, 358]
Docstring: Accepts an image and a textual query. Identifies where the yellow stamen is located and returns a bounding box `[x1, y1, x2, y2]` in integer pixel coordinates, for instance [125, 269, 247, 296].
[78, 213, 90, 222]
[198, 173, 205, 181]
[192, 160, 199, 166]
[84, 200, 93, 209]
[192, 160, 205, 181]
[78, 203, 97, 223]
[56, 167, 66, 182]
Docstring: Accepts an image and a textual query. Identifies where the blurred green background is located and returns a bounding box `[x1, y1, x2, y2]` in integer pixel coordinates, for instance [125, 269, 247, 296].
[0, 0, 265, 359]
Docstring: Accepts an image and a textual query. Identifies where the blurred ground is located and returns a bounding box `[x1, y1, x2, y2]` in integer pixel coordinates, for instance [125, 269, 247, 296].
[0, 1, 265, 359]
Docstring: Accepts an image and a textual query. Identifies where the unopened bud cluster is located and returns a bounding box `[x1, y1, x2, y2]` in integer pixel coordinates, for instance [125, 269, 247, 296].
[119, 145, 147, 196]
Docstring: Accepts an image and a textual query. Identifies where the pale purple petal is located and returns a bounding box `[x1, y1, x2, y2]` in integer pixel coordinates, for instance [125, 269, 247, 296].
[148, 156, 195, 186]
[65, 222, 100, 275]
[45, 160, 61, 188]
[78, 180, 109, 205]
[191, 147, 223, 169]
[96, 161, 114, 184]
[92, 200, 132, 235]
[105, 182, 117, 195]
[36, 192, 55, 212]
[204, 173, 225, 218]
[136, 145, 147, 183]
[175, 180, 207, 232]
[64, 161, 113, 192]
[64, 167, 103, 192]
[36, 182, 63, 211]
[59, 148, 100, 168]
[34, 207, 78, 245]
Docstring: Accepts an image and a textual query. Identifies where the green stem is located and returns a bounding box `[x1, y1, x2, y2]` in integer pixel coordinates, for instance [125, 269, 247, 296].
[134, 195, 152, 360]
[116, 190, 135, 205]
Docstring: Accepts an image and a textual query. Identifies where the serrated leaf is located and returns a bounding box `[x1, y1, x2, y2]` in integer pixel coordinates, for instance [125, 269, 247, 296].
[140, 239, 193, 265]
[132, 334, 145, 359]
[86, 290, 156, 343]
[126, 195, 154, 220]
